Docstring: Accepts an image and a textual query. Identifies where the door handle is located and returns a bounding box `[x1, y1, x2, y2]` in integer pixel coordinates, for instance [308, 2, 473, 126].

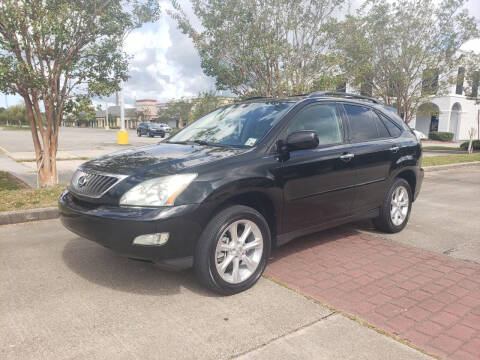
[390, 146, 400, 153]
[340, 153, 355, 162]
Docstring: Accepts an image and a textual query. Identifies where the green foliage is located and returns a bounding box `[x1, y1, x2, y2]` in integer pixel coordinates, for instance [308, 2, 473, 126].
[429, 131, 454, 141]
[0, 104, 28, 126]
[460, 140, 480, 151]
[0, 0, 160, 186]
[158, 98, 194, 127]
[64, 97, 96, 124]
[157, 93, 233, 128]
[189, 92, 230, 122]
[169, 0, 346, 97]
[333, 0, 478, 122]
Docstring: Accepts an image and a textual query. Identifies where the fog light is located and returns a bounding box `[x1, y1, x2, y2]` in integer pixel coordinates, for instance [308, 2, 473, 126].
[133, 233, 169, 246]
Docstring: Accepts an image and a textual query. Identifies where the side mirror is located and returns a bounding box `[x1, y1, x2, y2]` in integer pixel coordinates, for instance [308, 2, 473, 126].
[285, 130, 319, 151]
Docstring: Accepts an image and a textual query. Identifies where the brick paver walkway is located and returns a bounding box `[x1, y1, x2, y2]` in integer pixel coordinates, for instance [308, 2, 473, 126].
[266, 228, 480, 360]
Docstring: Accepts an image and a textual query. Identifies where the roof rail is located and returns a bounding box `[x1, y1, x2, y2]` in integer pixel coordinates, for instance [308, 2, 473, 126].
[308, 91, 383, 104]
[242, 96, 268, 101]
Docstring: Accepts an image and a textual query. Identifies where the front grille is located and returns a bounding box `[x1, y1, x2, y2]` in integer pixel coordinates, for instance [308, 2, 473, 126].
[70, 170, 124, 198]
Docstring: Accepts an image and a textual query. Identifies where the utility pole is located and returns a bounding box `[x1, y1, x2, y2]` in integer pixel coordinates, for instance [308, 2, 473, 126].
[117, 82, 128, 144]
[105, 102, 109, 129]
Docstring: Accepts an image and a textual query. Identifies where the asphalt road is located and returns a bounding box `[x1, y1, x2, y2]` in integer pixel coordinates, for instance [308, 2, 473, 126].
[0, 127, 161, 153]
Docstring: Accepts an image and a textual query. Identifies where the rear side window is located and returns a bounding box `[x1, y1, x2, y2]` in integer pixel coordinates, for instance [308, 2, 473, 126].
[379, 113, 402, 137]
[344, 104, 379, 142]
[287, 103, 343, 146]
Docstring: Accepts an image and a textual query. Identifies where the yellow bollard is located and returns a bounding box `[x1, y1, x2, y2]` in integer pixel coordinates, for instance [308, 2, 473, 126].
[117, 129, 129, 145]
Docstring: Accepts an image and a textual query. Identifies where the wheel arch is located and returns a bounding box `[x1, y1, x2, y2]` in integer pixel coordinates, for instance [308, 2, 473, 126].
[396, 169, 416, 199]
[210, 190, 279, 248]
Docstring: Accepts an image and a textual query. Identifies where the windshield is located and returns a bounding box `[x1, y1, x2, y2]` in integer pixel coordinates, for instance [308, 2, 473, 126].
[168, 101, 294, 147]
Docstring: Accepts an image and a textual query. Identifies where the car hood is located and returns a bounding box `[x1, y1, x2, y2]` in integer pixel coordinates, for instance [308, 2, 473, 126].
[80, 142, 248, 176]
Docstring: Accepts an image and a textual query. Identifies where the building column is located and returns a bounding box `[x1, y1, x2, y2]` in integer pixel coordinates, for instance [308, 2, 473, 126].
[438, 110, 451, 132]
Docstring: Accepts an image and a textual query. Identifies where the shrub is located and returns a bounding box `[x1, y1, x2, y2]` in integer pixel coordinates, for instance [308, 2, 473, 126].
[460, 139, 480, 151]
[429, 131, 454, 141]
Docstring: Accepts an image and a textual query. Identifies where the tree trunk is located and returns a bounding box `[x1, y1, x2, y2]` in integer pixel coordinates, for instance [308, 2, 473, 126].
[23, 94, 59, 187]
[37, 151, 57, 187]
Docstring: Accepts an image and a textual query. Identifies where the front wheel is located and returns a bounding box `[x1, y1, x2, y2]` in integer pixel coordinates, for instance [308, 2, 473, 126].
[148, 131, 154, 137]
[373, 178, 412, 233]
[194, 205, 271, 295]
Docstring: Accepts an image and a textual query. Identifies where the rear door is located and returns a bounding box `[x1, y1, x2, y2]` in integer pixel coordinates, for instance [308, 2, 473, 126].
[342, 103, 401, 213]
[278, 102, 357, 234]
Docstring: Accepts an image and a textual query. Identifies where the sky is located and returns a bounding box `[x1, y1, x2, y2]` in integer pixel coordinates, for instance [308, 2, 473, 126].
[1, 0, 479, 109]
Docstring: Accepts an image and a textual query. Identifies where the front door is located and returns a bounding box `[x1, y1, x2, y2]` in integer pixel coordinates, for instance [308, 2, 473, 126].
[278, 102, 357, 234]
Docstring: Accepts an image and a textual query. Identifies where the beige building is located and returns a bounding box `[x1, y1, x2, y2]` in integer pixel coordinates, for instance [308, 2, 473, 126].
[136, 99, 158, 122]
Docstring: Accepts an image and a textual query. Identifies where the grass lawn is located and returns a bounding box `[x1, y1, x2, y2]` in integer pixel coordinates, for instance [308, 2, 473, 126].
[0, 171, 66, 212]
[422, 153, 480, 167]
[17, 157, 90, 162]
[1, 125, 31, 130]
[422, 146, 462, 151]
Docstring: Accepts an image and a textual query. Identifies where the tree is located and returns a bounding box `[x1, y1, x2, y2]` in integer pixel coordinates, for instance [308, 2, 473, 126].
[462, 51, 480, 102]
[158, 98, 194, 128]
[0, 0, 160, 186]
[0, 104, 28, 126]
[189, 91, 231, 122]
[64, 97, 96, 126]
[334, 0, 478, 123]
[169, 0, 346, 97]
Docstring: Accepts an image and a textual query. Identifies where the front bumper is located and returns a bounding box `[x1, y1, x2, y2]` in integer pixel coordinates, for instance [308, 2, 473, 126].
[59, 190, 203, 269]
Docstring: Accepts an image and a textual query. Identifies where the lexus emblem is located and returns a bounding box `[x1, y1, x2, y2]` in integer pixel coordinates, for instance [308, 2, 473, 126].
[77, 175, 87, 187]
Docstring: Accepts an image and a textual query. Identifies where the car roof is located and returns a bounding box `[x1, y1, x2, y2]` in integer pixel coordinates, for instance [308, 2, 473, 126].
[238, 93, 406, 128]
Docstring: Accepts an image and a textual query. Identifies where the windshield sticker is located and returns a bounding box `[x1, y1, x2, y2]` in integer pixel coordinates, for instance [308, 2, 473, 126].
[245, 138, 257, 146]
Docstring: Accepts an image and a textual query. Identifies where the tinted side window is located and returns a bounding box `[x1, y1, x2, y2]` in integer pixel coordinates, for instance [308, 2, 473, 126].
[371, 111, 390, 138]
[379, 114, 402, 137]
[344, 104, 379, 142]
[287, 103, 343, 146]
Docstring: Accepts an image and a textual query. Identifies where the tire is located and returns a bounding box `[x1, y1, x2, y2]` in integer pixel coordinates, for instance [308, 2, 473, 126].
[137, 130, 141, 137]
[148, 131, 154, 137]
[194, 205, 271, 295]
[372, 178, 412, 233]
[160, 131, 165, 138]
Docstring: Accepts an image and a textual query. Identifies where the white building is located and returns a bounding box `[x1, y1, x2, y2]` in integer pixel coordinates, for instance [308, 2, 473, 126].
[410, 40, 480, 141]
[411, 82, 479, 141]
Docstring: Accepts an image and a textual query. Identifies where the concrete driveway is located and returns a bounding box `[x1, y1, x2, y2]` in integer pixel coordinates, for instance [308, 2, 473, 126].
[2, 164, 478, 359]
[0, 220, 428, 360]
[355, 165, 480, 263]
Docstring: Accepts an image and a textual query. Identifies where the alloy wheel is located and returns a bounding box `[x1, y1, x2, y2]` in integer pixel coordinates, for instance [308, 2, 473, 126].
[214, 219, 263, 284]
[390, 185, 409, 226]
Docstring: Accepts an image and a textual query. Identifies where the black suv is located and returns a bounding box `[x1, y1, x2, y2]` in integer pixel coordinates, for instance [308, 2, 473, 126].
[60, 92, 423, 294]
[137, 122, 166, 138]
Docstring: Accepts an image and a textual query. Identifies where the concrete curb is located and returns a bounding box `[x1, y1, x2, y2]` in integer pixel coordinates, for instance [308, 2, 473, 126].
[424, 161, 480, 172]
[0, 207, 59, 226]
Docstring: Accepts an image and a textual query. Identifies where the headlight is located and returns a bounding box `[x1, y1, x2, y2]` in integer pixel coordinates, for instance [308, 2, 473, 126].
[119, 174, 197, 207]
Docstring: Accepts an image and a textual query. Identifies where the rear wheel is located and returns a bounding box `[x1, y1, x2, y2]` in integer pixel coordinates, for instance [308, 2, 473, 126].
[373, 178, 412, 233]
[137, 130, 141, 137]
[194, 205, 271, 295]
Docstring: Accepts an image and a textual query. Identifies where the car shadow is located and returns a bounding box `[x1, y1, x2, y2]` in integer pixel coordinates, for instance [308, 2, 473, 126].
[62, 237, 218, 298]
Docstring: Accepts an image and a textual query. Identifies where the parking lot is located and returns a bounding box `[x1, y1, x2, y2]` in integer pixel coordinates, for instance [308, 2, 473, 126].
[0, 127, 164, 185]
[1, 158, 479, 358]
